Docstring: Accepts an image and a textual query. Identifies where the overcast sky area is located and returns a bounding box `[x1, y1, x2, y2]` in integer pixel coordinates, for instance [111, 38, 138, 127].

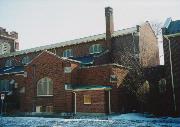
[0, 0, 180, 64]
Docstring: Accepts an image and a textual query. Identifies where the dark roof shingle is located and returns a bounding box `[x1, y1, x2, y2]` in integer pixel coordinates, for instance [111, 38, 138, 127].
[0, 66, 24, 75]
[167, 20, 180, 34]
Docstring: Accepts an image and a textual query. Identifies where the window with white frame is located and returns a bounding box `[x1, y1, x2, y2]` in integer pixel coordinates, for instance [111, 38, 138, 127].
[36, 106, 43, 113]
[5, 59, 13, 67]
[64, 67, 72, 73]
[110, 75, 118, 83]
[89, 44, 103, 54]
[37, 77, 53, 96]
[46, 106, 53, 112]
[63, 49, 73, 57]
[22, 56, 30, 65]
[36, 105, 53, 113]
[19, 87, 25, 93]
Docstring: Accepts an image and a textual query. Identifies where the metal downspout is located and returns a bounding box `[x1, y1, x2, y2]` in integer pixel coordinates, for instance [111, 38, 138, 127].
[164, 36, 177, 113]
[73, 92, 76, 114]
[108, 90, 111, 114]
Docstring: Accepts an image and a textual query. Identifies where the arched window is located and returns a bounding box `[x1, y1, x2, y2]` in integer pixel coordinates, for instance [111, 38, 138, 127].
[158, 79, 166, 93]
[137, 80, 150, 95]
[22, 56, 30, 65]
[63, 49, 73, 57]
[37, 77, 53, 96]
[5, 59, 13, 67]
[89, 44, 103, 54]
[0, 42, 11, 55]
[143, 80, 150, 94]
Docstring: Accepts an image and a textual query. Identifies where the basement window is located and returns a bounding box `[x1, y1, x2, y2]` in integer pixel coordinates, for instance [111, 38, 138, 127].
[36, 106, 43, 113]
[46, 106, 53, 112]
[84, 95, 91, 104]
[158, 79, 166, 93]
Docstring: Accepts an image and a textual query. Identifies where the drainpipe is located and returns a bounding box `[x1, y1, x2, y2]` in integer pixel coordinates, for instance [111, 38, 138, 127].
[164, 36, 177, 113]
[73, 92, 76, 114]
[108, 90, 111, 114]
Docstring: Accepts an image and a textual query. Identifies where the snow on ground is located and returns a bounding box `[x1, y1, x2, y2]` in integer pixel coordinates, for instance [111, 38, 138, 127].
[0, 113, 180, 127]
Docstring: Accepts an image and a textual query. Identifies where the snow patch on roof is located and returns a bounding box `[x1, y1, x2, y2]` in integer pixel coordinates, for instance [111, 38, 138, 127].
[0, 27, 137, 58]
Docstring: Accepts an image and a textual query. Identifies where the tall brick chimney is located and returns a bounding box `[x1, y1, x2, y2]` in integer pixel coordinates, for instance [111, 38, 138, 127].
[105, 6, 114, 50]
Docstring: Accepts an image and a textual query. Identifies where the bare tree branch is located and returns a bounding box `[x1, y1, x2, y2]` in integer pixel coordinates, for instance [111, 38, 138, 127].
[113, 50, 149, 103]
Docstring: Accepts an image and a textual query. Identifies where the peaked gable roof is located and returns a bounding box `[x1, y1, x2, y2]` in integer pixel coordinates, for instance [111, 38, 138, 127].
[163, 18, 180, 35]
[27, 50, 80, 66]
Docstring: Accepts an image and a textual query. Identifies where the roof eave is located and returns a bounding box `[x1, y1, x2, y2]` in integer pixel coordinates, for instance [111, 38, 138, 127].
[0, 27, 137, 58]
[72, 88, 112, 92]
[164, 33, 180, 38]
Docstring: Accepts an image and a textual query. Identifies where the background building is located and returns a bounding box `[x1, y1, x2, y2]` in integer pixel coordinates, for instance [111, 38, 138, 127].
[162, 18, 180, 115]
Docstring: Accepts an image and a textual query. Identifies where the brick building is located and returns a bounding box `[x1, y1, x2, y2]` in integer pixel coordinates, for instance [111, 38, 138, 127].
[0, 7, 159, 115]
[162, 18, 180, 115]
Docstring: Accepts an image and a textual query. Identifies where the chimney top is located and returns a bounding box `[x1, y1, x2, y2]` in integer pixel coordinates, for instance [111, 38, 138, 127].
[105, 6, 113, 16]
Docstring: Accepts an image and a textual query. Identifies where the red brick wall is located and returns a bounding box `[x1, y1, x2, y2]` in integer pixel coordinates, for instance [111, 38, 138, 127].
[112, 34, 134, 54]
[77, 65, 112, 86]
[0, 55, 132, 114]
[112, 67, 129, 87]
[24, 51, 79, 112]
[94, 51, 111, 65]
[65, 91, 74, 112]
[139, 22, 160, 67]
[77, 65, 129, 113]
[78, 65, 128, 86]
[53, 39, 106, 57]
[71, 63, 80, 84]
[76, 90, 108, 113]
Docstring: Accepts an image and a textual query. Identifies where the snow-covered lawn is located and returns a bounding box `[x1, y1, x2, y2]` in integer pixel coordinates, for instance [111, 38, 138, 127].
[0, 113, 179, 127]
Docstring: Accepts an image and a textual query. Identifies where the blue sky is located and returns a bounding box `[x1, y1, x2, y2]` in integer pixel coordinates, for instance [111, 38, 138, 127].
[0, 0, 180, 64]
